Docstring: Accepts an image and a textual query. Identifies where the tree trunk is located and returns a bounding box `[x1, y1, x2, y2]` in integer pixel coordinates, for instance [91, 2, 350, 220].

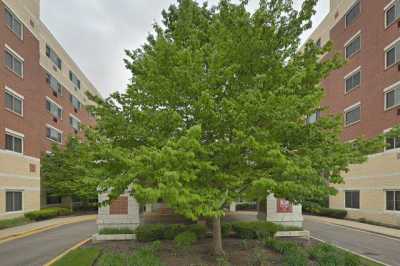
[212, 216, 224, 256]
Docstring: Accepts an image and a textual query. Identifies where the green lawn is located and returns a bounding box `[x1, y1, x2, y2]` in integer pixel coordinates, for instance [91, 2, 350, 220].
[53, 248, 100, 266]
[0, 217, 31, 230]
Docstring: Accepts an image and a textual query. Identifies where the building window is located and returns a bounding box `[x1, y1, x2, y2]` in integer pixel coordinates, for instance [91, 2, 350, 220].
[5, 49, 23, 77]
[385, 2, 399, 28]
[46, 98, 63, 120]
[306, 110, 320, 124]
[386, 136, 400, 150]
[70, 94, 81, 111]
[385, 82, 400, 109]
[345, 1, 360, 27]
[69, 115, 81, 132]
[345, 190, 360, 209]
[345, 34, 361, 59]
[386, 191, 400, 211]
[5, 131, 23, 153]
[69, 71, 81, 90]
[385, 40, 400, 68]
[45, 45, 62, 70]
[46, 126, 62, 143]
[6, 191, 22, 212]
[5, 89, 22, 115]
[344, 104, 361, 126]
[46, 73, 62, 96]
[5, 8, 22, 39]
[345, 69, 361, 93]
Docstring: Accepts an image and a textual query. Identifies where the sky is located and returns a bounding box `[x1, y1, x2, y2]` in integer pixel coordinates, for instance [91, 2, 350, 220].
[41, 0, 330, 98]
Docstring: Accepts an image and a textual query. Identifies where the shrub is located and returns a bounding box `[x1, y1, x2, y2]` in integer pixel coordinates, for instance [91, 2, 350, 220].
[221, 223, 233, 238]
[98, 228, 135, 235]
[127, 241, 164, 266]
[231, 221, 280, 239]
[249, 247, 268, 266]
[264, 238, 298, 255]
[0, 217, 31, 230]
[283, 251, 308, 266]
[308, 243, 361, 266]
[265, 238, 308, 266]
[135, 224, 166, 242]
[236, 202, 257, 211]
[24, 207, 72, 221]
[174, 231, 197, 251]
[309, 207, 347, 219]
[135, 223, 207, 242]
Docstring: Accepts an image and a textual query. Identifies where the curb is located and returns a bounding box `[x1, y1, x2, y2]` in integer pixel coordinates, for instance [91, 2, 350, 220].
[311, 236, 389, 266]
[43, 237, 92, 266]
[0, 215, 96, 244]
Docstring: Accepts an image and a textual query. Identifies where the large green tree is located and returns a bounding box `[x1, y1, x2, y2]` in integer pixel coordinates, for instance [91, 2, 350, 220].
[46, 0, 387, 254]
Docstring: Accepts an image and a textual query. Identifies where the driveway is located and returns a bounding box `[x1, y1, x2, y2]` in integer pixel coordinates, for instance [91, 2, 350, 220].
[304, 216, 400, 266]
[0, 220, 96, 266]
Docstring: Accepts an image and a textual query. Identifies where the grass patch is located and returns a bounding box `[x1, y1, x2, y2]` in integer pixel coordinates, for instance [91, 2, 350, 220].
[99, 228, 135, 235]
[0, 217, 31, 230]
[53, 248, 100, 266]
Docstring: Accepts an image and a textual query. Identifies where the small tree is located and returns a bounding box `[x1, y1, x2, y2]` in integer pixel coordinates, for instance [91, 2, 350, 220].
[42, 137, 100, 203]
[47, 0, 387, 255]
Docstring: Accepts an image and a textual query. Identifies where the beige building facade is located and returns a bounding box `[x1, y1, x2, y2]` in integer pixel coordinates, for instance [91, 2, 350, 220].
[307, 0, 400, 226]
[0, 0, 100, 219]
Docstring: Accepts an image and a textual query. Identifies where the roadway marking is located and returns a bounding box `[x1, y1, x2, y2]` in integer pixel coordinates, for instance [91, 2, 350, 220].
[0, 216, 96, 245]
[311, 236, 390, 266]
[43, 237, 92, 266]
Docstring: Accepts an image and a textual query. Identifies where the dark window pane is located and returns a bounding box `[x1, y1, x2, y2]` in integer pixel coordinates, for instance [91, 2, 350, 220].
[387, 137, 396, 150]
[387, 191, 395, 210]
[387, 5, 396, 26]
[5, 134, 13, 151]
[5, 51, 13, 69]
[396, 191, 400, 211]
[14, 137, 22, 153]
[345, 106, 360, 125]
[386, 90, 395, 108]
[345, 192, 351, 208]
[5, 9, 12, 28]
[387, 47, 396, 67]
[14, 192, 22, 211]
[346, 36, 360, 59]
[352, 191, 360, 209]
[6, 192, 13, 212]
[13, 97, 22, 114]
[12, 18, 21, 37]
[345, 71, 360, 92]
[5, 92, 13, 110]
[346, 1, 360, 27]
[13, 58, 22, 76]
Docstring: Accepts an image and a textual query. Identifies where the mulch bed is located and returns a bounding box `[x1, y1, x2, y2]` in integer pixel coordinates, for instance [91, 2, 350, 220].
[86, 238, 288, 265]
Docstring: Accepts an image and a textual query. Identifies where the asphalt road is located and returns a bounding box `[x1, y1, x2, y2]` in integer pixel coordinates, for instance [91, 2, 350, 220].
[304, 218, 400, 266]
[0, 220, 96, 266]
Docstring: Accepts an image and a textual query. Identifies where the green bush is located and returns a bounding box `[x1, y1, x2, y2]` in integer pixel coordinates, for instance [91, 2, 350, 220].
[308, 243, 361, 266]
[264, 238, 298, 255]
[283, 251, 308, 266]
[24, 207, 72, 221]
[174, 231, 197, 250]
[98, 228, 135, 235]
[265, 238, 308, 266]
[309, 207, 347, 219]
[221, 223, 232, 238]
[0, 217, 31, 230]
[135, 223, 207, 242]
[231, 221, 280, 239]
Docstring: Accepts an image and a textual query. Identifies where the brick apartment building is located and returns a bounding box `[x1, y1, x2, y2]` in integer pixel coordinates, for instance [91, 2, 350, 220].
[0, 0, 101, 219]
[307, 0, 400, 225]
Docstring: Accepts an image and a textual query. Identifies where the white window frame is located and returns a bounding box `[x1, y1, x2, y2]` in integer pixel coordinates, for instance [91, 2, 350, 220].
[69, 114, 81, 131]
[383, 128, 400, 152]
[344, 102, 361, 127]
[344, 66, 361, 94]
[384, 36, 400, 69]
[45, 97, 63, 120]
[5, 128, 24, 154]
[344, 31, 361, 59]
[383, 80, 400, 110]
[384, 0, 399, 28]
[4, 45, 24, 78]
[4, 7, 23, 40]
[45, 44, 62, 70]
[384, 190, 400, 212]
[5, 190, 24, 213]
[4, 86, 23, 116]
[345, 0, 361, 28]
[344, 190, 360, 210]
[46, 124, 63, 144]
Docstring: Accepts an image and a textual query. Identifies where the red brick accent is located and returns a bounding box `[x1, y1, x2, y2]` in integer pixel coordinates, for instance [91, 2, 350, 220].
[110, 196, 129, 215]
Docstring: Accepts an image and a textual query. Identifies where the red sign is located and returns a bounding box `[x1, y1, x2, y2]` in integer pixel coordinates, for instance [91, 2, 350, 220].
[277, 199, 293, 213]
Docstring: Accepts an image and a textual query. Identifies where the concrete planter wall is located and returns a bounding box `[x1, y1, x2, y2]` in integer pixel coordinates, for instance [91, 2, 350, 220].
[275, 230, 310, 240]
[93, 233, 136, 241]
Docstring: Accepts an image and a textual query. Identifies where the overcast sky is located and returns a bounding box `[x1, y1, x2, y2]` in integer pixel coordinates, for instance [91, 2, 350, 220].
[41, 0, 329, 98]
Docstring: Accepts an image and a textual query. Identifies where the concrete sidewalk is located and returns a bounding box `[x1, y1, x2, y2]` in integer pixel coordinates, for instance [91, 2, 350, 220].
[305, 215, 400, 239]
[0, 214, 96, 243]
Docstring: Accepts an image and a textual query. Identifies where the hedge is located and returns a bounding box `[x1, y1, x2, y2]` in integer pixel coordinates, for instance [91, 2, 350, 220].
[135, 223, 207, 242]
[308, 207, 347, 219]
[24, 207, 72, 221]
[230, 221, 281, 239]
